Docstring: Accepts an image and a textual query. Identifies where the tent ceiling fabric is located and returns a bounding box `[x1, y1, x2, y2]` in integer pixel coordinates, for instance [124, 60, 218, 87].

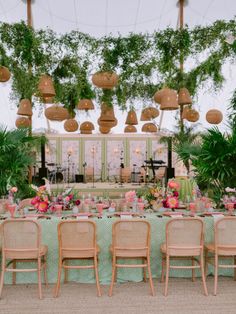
[0, 0, 235, 133]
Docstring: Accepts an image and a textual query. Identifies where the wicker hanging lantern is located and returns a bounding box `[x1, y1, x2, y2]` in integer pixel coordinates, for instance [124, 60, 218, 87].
[77, 99, 94, 111]
[125, 110, 138, 125]
[142, 123, 157, 133]
[80, 121, 94, 134]
[98, 117, 117, 128]
[64, 119, 79, 132]
[92, 71, 118, 89]
[140, 107, 159, 121]
[182, 106, 191, 119]
[99, 126, 111, 134]
[38, 74, 55, 97]
[178, 88, 192, 105]
[154, 87, 169, 104]
[17, 99, 32, 116]
[15, 117, 31, 128]
[43, 97, 54, 104]
[0, 66, 11, 82]
[124, 125, 137, 133]
[100, 103, 116, 121]
[206, 109, 223, 124]
[45, 105, 68, 121]
[160, 88, 178, 110]
[186, 109, 199, 122]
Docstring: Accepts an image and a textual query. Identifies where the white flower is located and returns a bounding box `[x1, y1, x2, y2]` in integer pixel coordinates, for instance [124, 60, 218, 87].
[225, 187, 236, 193]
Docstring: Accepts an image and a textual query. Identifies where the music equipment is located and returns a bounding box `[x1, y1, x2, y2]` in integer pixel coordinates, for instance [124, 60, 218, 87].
[75, 174, 84, 183]
[38, 140, 48, 182]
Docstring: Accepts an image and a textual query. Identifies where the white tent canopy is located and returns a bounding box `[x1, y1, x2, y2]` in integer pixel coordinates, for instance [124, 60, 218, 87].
[0, 0, 235, 133]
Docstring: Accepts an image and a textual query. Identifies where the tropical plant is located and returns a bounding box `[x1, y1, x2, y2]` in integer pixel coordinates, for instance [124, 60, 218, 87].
[191, 127, 236, 204]
[160, 125, 201, 174]
[0, 126, 43, 198]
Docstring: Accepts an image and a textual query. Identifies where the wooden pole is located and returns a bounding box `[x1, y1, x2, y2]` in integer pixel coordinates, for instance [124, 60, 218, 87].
[179, 0, 184, 132]
[27, 0, 33, 182]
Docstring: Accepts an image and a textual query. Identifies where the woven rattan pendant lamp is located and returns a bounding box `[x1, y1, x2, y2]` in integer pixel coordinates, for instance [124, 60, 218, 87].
[77, 99, 94, 111]
[92, 72, 118, 89]
[142, 123, 157, 133]
[64, 119, 79, 132]
[160, 88, 179, 110]
[124, 125, 137, 133]
[44, 105, 68, 121]
[178, 87, 192, 105]
[15, 117, 31, 128]
[80, 121, 94, 134]
[206, 109, 223, 124]
[38, 74, 55, 97]
[126, 110, 138, 125]
[17, 99, 33, 116]
[0, 66, 11, 82]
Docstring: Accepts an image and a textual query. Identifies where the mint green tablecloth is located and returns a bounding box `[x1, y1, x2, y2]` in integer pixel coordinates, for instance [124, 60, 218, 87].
[1, 214, 234, 285]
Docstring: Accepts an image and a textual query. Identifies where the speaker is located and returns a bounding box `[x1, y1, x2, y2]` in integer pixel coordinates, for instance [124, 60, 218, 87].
[166, 168, 175, 180]
[39, 167, 48, 180]
[75, 174, 84, 183]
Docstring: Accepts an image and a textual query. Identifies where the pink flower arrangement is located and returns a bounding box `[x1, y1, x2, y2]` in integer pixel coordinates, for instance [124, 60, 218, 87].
[125, 190, 137, 203]
[166, 196, 179, 209]
[168, 180, 180, 190]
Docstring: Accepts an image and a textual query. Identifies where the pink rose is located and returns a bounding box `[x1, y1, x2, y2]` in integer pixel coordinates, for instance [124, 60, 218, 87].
[65, 196, 70, 202]
[68, 194, 73, 200]
[168, 181, 180, 190]
[10, 187, 18, 193]
[31, 197, 39, 205]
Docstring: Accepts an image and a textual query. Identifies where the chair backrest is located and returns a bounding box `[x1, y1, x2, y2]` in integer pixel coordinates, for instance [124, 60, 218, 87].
[58, 220, 96, 252]
[1, 219, 41, 259]
[18, 198, 33, 210]
[215, 217, 236, 254]
[112, 220, 150, 250]
[166, 218, 203, 256]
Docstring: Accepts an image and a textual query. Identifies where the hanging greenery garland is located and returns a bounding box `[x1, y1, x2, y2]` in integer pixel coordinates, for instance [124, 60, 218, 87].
[0, 19, 235, 111]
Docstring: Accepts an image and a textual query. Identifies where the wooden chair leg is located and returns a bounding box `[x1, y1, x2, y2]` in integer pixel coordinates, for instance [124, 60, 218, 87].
[204, 250, 208, 280]
[192, 257, 196, 282]
[94, 256, 102, 297]
[37, 258, 42, 300]
[109, 255, 116, 297]
[147, 256, 155, 296]
[164, 255, 170, 296]
[0, 257, 6, 298]
[12, 260, 16, 285]
[214, 255, 218, 296]
[43, 257, 48, 286]
[64, 260, 68, 284]
[234, 257, 236, 281]
[54, 259, 62, 298]
[143, 258, 147, 282]
[161, 256, 165, 283]
[200, 252, 208, 296]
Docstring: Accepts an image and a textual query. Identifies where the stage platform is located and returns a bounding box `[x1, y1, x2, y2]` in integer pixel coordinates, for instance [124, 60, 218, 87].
[51, 182, 145, 198]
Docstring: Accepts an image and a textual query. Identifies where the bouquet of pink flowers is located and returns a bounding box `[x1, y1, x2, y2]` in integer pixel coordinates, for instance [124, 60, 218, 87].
[162, 180, 180, 209]
[31, 183, 51, 213]
[125, 190, 137, 203]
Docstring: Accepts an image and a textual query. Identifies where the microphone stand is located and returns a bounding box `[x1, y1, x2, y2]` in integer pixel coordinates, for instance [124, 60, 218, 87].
[119, 150, 124, 187]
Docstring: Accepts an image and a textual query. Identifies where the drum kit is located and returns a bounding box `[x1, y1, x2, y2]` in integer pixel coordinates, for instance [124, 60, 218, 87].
[46, 163, 68, 183]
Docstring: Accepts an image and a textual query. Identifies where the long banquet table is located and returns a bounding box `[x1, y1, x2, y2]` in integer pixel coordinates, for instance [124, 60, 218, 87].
[1, 213, 234, 285]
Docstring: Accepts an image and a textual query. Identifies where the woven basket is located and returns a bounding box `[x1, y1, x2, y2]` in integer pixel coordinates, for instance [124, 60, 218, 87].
[124, 125, 137, 133]
[38, 74, 55, 97]
[140, 107, 159, 121]
[154, 87, 169, 104]
[0, 66, 11, 82]
[100, 103, 115, 121]
[15, 117, 31, 128]
[186, 109, 199, 122]
[64, 119, 79, 132]
[178, 87, 192, 105]
[92, 71, 118, 89]
[142, 123, 157, 133]
[77, 99, 94, 110]
[80, 121, 94, 134]
[160, 88, 178, 110]
[99, 126, 111, 134]
[125, 110, 138, 125]
[45, 105, 68, 121]
[17, 99, 32, 116]
[182, 106, 191, 119]
[206, 109, 223, 124]
[98, 117, 117, 128]
[43, 97, 54, 104]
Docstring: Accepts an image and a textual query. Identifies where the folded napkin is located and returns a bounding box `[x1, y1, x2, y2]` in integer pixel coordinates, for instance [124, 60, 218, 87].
[120, 214, 133, 220]
[77, 215, 89, 220]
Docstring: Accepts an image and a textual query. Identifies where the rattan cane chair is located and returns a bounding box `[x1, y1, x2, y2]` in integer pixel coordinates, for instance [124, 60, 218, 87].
[109, 220, 154, 296]
[0, 219, 48, 299]
[54, 220, 101, 297]
[205, 217, 236, 295]
[161, 217, 208, 296]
